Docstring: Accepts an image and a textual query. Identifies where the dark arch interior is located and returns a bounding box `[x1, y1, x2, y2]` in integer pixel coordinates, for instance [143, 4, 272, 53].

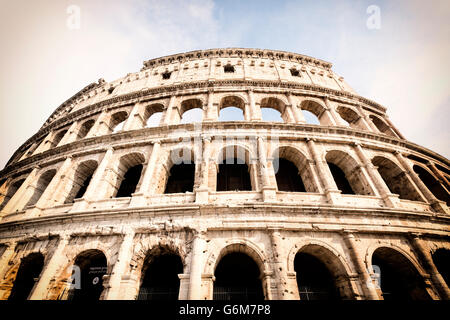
[294, 252, 338, 300]
[432, 248, 450, 287]
[372, 248, 430, 300]
[413, 165, 450, 205]
[164, 163, 195, 193]
[217, 159, 251, 191]
[8, 253, 44, 300]
[275, 158, 306, 192]
[138, 253, 183, 300]
[78, 120, 95, 139]
[327, 162, 355, 195]
[74, 175, 93, 200]
[214, 252, 264, 300]
[0, 179, 25, 210]
[69, 250, 107, 301]
[116, 164, 143, 197]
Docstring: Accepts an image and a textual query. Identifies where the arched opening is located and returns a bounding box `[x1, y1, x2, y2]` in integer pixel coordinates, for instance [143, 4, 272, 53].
[219, 96, 246, 121]
[217, 146, 252, 191]
[26, 169, 57, 207]
[8, 252, 44, 300]
[113, 153, 145, 198]
[116, 164, 143, 197]
[413, 165, 450, 205]
[275, 158, 306, 192]
[180, 99, 203, 124]
[371, 247, 431, 300]
[300, 100, 328, 125]
[64, 160, 98, 203]
[110, 111, 128, 133]
[293, 244, 354, 300]
[294, 253, 338, 300]
[214, 252, 264, 300]
[0, 179, 25, 210]
[77, 119, 95, 139]
[336, 106, 364, 129]
[51, 130, 68, 148]
[68, 250, 107, 301]
[272, 147, 320, 193]
[326, 150, 373, 195]
[369, 115, 396, 137]
[138, 250, 183, 300]
[144, 104, 164, 128]
[260, 97, 286, 122]
[163, 148, 196, 194]
[372, 156, 422, 201]
[432, 248, 450, 286]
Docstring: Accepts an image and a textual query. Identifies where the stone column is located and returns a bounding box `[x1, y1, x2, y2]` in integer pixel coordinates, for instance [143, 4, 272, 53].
[306, 138, 340, 203]
[258, 137, 276, 201]
[269, 229, 290, 299]
[29, 235, 70, 300]
[248, 90, 261, 121]
[161, 96, 177, 125]
[0, 242, 17, 281]
[342, 231, 380, 300]
[322, 97, 340, 126]
[286, 93, 305, 123]
[103, 230, 135, 300]
[88, 109, 111, 137]
[427, 161, 450, 190]
[188, 231, 207, 300]
[0, 167, 39, 216]
[32, 131, 55, 154]
[395, 152, 448, 213]
[196, 137, 211, 204]
[59, 121, 79, 145]
[123, 102, 146, 131]
[409, 234, 450, 300]
[355, 105, 376, 132]
[353, 143, 399, 208]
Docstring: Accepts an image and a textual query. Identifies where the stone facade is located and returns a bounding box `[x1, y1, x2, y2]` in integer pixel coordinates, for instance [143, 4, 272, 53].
[0, 48, 449, 300]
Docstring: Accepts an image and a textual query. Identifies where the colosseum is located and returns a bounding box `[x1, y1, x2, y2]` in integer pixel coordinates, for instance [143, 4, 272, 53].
[0, 48, 449, 301]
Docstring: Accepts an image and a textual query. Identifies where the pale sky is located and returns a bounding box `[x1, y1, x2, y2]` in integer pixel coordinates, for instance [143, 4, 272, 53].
[0, 0, 449, 169]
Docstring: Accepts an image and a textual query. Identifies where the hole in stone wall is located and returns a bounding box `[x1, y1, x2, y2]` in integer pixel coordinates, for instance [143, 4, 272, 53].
[8, 252, 44, 300]
[224, 64, 235, 73]
[327, 162, 355, 195]
[413, 165, 450, 205]
[162, 71, 172, 80]
[432, 248, 450, 287]
[275, 158, 306, 192]
[116, 164, 143, 197]
[164, 164, 195, 194]
[290, 69, 300, 77]
[217, 160, 251, 191]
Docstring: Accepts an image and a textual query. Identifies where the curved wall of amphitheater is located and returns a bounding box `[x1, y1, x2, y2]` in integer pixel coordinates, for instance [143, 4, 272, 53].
[0, 48, 449, 301]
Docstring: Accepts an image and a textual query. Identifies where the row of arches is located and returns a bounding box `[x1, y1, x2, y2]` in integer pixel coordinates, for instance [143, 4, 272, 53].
[22, 95, 399, 160]
[5, 243, 449, 301]
[1, 145, 448, 211]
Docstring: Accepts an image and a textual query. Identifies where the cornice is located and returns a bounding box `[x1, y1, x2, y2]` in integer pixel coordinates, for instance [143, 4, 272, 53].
[141, 48, 333, 70]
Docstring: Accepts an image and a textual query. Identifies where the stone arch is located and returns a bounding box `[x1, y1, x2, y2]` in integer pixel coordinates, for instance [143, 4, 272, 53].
[7, 252, 45, 300]
[218, 95, 246, 121]
[112, 152, 146, 198]
[325, 150, 374, 195]
[336, 105, 365, 130]
[271, 146, 319, 193]
[109, 110, 128, 133]
[136, 244, 184, 300]
[77, 118, 95, 139]
[26, 169, 57, 207]
[372, 156, 422, 201]
[369, 114, 397, 137]
[64, 159, 99, 203]
[215, 144, 256, 191]
[413, 164, 450, 205]
[367, 245, 432, 300]
[51, 129, 68, 148]
[207, 240, 270, 300]
[300, 100, 329, 125]
[144, 103, 165, 127]
[0, 178, 25, 211]
[287, 240, 356, 300]
[179, 98, 203, 124]
[163, 147, 197, 194]
[260, 97, 286, 123]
